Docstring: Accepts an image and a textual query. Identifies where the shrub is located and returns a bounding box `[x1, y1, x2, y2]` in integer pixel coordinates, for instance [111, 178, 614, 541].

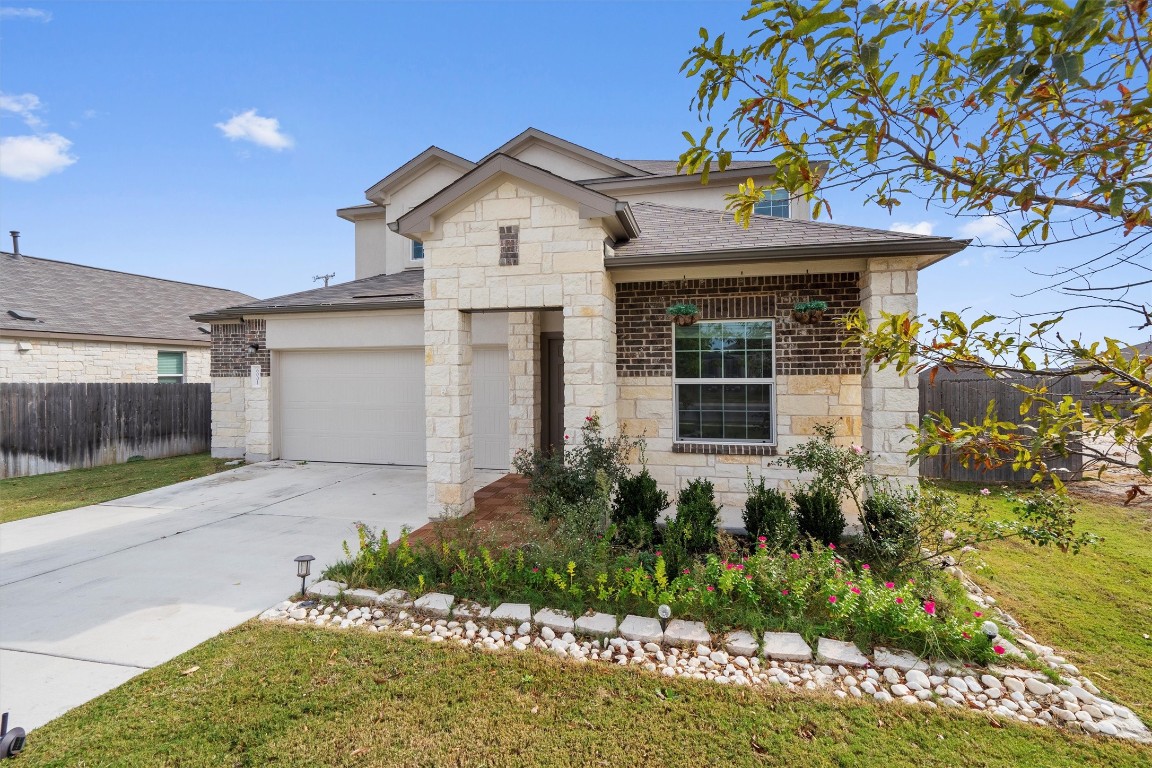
[612, 468, 669, 547]
[672, 478, 721, 554]
[859, 485, 921, 569]
[742, 472, 797, 548]
[792, 486, 845, 545]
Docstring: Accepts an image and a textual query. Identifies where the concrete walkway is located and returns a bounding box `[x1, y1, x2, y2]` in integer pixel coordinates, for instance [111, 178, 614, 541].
[0, 461, 500, 731]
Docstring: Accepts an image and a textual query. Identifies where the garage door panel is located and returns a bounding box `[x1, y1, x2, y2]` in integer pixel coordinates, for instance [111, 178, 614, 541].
[279, 350, 425, 465]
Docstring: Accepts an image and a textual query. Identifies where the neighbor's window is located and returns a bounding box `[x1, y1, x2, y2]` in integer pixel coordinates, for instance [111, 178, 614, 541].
[157, 351, 185, 383]
[674, 320, 774, 442]
[753, 189, 791, 218]
[411, 241, 424, 261]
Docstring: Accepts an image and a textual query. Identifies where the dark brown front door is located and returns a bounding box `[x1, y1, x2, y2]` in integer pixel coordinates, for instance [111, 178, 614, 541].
[541, 333, 564, 454]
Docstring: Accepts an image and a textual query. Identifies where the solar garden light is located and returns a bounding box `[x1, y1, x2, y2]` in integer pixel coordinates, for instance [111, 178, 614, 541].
[657, 604, 672, 630]
[0, 712, 26, 760]
[294, 554, 315, 599]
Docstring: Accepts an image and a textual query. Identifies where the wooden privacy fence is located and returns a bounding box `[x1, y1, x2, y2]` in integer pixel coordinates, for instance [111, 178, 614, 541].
[0, 383, 211, 478]
[918, 372, 1084, 483]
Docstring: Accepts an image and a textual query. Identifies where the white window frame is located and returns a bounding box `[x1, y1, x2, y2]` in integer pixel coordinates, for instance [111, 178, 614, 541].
[672, 319, 776, 444]
[753, 189, 791, 218]
[157, 350, 186, 384]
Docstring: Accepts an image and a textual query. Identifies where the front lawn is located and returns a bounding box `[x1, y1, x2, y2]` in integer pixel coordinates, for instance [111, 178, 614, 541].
[17, 621, 1150, 768]
[0, 453, 236, 524]
[955, 484, 1152, 722]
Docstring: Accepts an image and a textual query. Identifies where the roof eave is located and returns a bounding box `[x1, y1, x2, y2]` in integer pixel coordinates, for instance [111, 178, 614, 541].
[191, 299, 426, 322]
[606, 238, 968, 270]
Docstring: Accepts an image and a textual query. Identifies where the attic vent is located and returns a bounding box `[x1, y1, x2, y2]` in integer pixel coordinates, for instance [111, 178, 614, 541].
[351, 293, 417, 300]
[499, 225, 519, 266]
[8, 309, 37, 321]
[198, 325, 212, 335]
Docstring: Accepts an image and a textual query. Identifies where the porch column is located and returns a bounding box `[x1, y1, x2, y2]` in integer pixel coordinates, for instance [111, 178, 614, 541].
[562, 272, 617, 437]
[508, 310, 541, 463]
[860, 257, 919, 482]
[425, 307, 475, 517]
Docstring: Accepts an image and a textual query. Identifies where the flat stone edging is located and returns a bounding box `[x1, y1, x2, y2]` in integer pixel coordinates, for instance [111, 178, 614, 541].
[277, 581, 1149, 743]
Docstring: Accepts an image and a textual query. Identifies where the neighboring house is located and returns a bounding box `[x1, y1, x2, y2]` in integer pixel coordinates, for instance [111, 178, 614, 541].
[194, 128, 967, 520]
[0, 248, 255, 383]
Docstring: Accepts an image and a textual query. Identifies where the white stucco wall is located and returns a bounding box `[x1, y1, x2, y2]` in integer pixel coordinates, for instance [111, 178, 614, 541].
[263, 309, 509, 350]
[509, 144, 625, 181]
[0, 337, 209, 383]
[615, 182, 811, 219]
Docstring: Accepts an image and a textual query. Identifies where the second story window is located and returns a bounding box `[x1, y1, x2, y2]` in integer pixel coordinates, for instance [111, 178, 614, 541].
[411, 241, 424, 262]
[753, 189, 791, 218]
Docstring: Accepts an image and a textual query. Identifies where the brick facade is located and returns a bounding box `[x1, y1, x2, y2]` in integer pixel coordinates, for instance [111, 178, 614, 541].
[210, 319, 269, 377]
[614, 273, 861, 378]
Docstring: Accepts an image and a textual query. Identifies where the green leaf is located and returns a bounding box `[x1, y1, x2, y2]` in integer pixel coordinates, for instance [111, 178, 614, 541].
[1051, 52, 1083, 81]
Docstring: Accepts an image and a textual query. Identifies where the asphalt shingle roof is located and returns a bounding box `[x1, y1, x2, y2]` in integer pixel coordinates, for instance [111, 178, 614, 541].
[610, 203, 964, 261]
[192, 269, 424, 319]
[0, 253, 255, 342]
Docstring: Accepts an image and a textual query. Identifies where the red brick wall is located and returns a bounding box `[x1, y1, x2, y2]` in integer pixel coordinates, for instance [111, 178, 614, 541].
[614, 273, 861, 378]
[210, 319, 270, 377]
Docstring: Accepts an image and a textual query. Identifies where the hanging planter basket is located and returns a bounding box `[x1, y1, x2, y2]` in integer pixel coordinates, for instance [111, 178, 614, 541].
[667, 302, 700, 327]
[792, 301, 828, 325]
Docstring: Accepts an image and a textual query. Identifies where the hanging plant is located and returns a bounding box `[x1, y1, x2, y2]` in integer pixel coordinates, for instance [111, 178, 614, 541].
[667, 302, 700, 326]
[792, 300, 828, 324]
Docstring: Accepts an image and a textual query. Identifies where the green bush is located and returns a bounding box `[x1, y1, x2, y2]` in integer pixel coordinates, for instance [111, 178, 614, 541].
[742, 473, 797, 548]
[793, 486, 845, 545]
[860, 486, 921, 569]
[672, 478, 721, 554]
[612, 469, 669, 547]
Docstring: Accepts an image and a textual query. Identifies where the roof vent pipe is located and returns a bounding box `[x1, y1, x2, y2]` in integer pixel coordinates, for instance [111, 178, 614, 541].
[9, 231, 19, 257]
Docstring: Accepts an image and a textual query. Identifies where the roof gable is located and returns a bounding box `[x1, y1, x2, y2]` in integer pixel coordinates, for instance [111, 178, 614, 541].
[480, 128, 650, 180]
[364, 146, 475, 205]
[393, 154, 639, 240]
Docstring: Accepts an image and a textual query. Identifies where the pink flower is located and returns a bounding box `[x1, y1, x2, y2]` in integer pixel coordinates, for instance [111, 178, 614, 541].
[973, 611, 983, 618]
[790, 553, 800, 560]
[706, 585, 715, 592]
[758, 542, 767, 550]
[923, 601, 936, 616]
[994, 645, 1005, 655]
[861, 564, 870, 571]
[850, 586, 861, 595]
[781, 589, 789, 596]
[531, 567, 539, 573]
[758, 536, 767, 542]
[585, 416, 593, 422]
[563, 434, 570, 441]
[624, 568, 632, 573]
[895, 597, 904, 604]
[962, 632, 971, 640]
[884, 582, 895, 589]
[850, 445, 865, 455]
[980, 488, 991, 496]
[745, 574, 753, 580]
[828, 543, 837, 550]
[828, 595, 838, 604]
[734, 564, 745, 571]
[683, 568, 690, 575]
[655, 551, 662, 557]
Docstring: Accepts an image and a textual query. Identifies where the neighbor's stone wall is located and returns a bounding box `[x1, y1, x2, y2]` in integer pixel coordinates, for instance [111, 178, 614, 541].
[614, 273, 861, 378]
[209, 319, 272, 462]
[422, 181, 617, 516]
[0, 337, 209, 383]
[618, 373, 862, 525]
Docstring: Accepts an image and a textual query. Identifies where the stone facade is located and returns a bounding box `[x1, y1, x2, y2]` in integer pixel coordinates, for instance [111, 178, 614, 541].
[859, 257, 919, 481]
[0, 337, 209, 383]
[507, 310, 541, 464]
[208, 319, 271, 462]
[422, 181, 617, 516]
[614, 273, 861, 378]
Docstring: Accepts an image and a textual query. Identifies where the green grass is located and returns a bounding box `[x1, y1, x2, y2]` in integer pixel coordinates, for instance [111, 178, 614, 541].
[18, 622, 1151, 768]
[0, 453, 236, 524]
[946, 483, 1152, 723]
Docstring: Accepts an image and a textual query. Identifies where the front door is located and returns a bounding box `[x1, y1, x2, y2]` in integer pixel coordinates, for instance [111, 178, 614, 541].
[541, 333, 565, 454]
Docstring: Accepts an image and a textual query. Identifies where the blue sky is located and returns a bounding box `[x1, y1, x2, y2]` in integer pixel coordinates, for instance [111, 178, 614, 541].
[0, 1, 1144, 344]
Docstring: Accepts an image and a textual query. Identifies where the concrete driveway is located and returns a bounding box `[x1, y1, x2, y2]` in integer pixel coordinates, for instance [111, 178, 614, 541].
[0, 461, 501, 731]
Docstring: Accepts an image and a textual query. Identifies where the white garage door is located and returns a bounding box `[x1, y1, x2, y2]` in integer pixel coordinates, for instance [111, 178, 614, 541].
[278, 349, 426, 465]
[473, 347, 510, 470]
[277, 347, 510, 469]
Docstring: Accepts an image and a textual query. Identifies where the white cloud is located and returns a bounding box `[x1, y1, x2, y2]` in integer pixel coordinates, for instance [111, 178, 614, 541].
[0, 92, 45, 128]
[889, 221, 934, 236]
[0, 7, 52, 21]
[215, 109, 293, 151]
[959, 215, 1017, 245]
[0, 133, 76, 180]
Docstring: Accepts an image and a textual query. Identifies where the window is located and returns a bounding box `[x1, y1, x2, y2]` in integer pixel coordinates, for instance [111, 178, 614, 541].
[157, 351, 185, 383]
[753, 189, 791, 218]
[674, 321, 774, 443]
[411, 240, 424, 261]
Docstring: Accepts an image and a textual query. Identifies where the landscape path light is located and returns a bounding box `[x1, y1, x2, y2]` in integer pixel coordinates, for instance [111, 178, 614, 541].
[294, 554, 315, 599]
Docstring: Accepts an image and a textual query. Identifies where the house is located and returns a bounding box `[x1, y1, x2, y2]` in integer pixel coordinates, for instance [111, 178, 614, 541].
[193, 128, 967, 520]
[0, 244, 255, 383]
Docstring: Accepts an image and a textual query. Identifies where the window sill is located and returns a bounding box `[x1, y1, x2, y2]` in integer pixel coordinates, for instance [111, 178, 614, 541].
[672, 442, 777, 456]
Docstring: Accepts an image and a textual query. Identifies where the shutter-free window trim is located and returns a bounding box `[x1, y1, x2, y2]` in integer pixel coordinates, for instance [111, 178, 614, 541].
[158, 351, 186, 383]
[753, 189, 791, 218]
